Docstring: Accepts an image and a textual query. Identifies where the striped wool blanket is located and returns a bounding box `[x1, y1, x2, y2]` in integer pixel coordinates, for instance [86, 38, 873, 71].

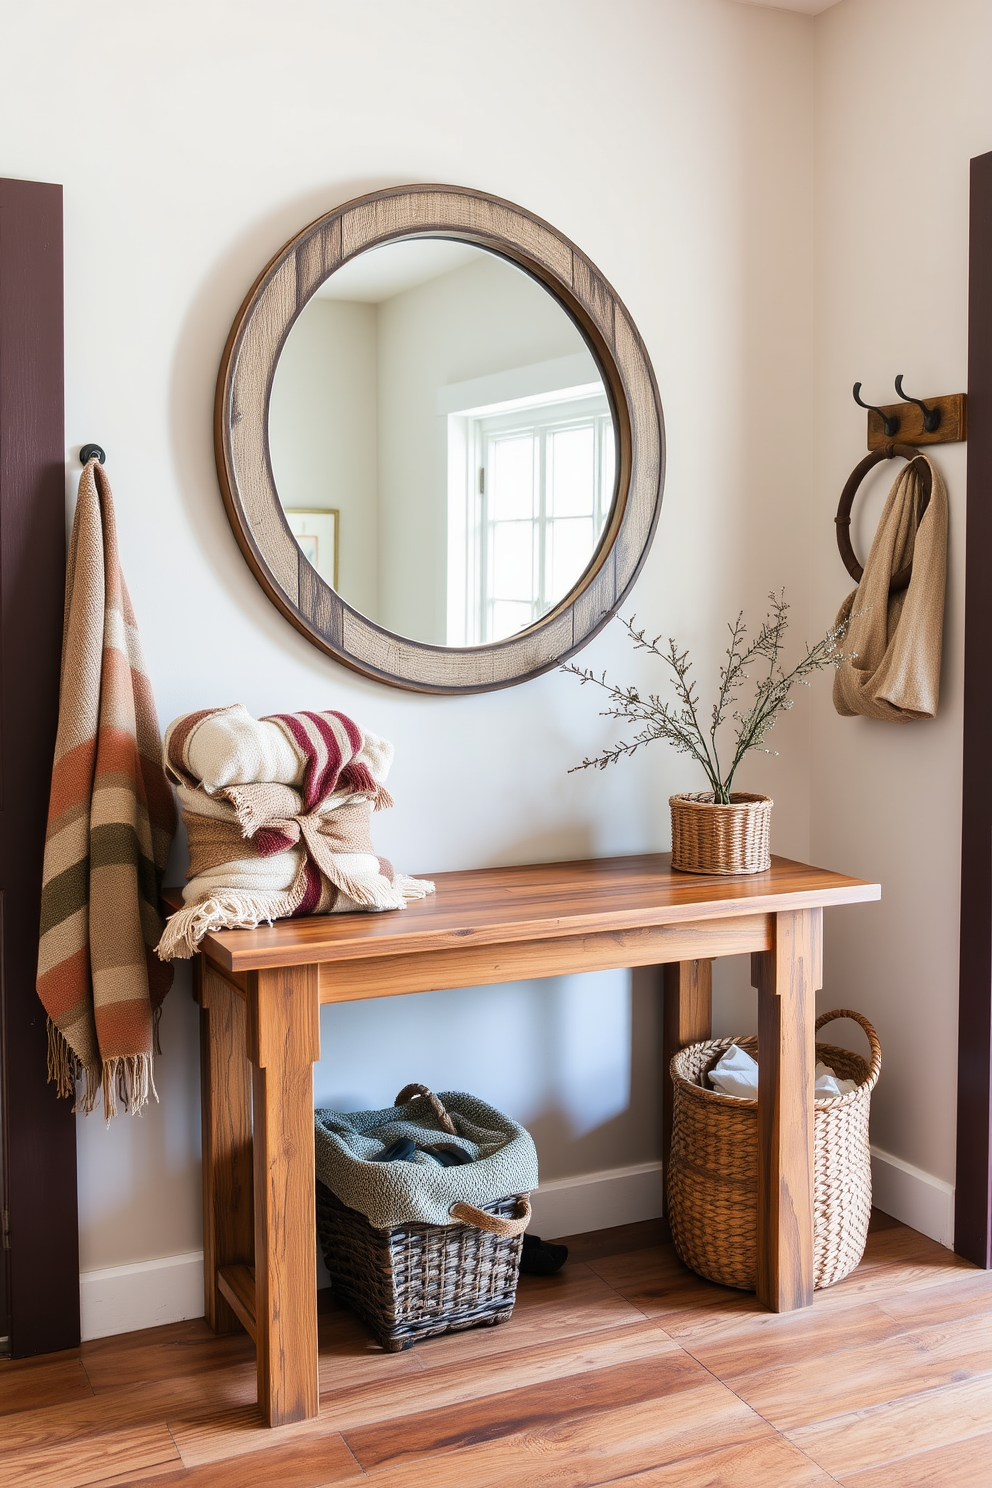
[36, 459, 176, 1119]
[156, 704, 433, 959]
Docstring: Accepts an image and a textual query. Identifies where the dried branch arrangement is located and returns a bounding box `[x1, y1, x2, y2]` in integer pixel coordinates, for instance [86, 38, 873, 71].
[564, 592, 849, 803]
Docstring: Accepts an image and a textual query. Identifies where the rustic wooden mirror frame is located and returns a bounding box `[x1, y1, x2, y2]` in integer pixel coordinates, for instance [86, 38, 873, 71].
[216, 184, 665, 694]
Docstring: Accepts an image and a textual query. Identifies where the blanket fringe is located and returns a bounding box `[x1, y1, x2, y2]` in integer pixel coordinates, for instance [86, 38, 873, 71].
[341, 762, 394, 811]
[75, 1061, 104, 1117]
[102, 1054, 158, 1122]
[47, 1020, 115, 1117]
[47, 1018, 82, 1100]
[395, 874, 436, 901]
[329, 867, 409, 912]
[155, 890, 300, 959]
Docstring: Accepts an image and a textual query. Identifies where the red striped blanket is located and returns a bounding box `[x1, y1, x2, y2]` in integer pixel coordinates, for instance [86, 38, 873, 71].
[157, 704, 432, 958]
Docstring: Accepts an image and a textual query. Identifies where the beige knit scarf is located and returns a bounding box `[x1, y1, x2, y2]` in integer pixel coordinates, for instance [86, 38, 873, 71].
[833, 455, 948, 722]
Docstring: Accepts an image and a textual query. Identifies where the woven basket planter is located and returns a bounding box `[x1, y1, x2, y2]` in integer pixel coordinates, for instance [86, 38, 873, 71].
[670, 792, 772, 874]
[316, 1182, 527, 1351]
[667, 1009, 881, 1292]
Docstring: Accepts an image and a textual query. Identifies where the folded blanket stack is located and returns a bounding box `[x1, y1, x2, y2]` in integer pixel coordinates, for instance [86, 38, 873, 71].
[156, 704, 433, 959]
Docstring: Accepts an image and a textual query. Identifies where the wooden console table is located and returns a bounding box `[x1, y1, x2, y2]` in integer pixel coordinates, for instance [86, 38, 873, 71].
[167, 852, 879, 1427]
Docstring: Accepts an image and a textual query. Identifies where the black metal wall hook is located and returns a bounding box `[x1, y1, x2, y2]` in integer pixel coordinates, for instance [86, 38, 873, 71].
[894, 376, 941, 433]
[79, 443, 106, 465]
[853, 383, 900, 438]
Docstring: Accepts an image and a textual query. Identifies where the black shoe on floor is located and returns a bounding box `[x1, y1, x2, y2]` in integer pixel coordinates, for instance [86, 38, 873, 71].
[520, 1232, 568, 1275]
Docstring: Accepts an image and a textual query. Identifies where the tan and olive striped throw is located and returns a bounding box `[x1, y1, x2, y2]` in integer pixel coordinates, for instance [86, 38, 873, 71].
[36, 459, 176, 1119]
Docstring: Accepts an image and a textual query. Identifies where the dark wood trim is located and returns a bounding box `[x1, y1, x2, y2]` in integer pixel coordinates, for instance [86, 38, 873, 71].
[0, 177, 78, 1353]
[216, 183, 664, 694]
[955, 150, 992, 1268]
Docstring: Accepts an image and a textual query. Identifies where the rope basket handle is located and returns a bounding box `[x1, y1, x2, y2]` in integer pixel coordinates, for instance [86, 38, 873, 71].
[814, 1008, 882, 1090]
[394, 1082, 458, 1135]
[449, 1196, 532, 1237]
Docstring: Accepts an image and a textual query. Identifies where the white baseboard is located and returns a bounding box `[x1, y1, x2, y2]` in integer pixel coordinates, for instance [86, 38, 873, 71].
[78, 1151, 953, 1340]
[79, 1251, 205, 1341]
[529, 1160, 664, 1239]
[870, 1145, 954, 1248]
[81, 1163, 665, 1341]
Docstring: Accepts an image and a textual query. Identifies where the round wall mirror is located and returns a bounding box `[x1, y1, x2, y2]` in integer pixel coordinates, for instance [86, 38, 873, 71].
[216, 185, 664, 693]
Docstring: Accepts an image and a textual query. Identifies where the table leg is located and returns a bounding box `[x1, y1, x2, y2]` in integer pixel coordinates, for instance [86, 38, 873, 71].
[662, 960, 713, 1193]
[751, 908, 822, 1312]
[196, 961, 253, 1333]
[247, 963, 321, 1427]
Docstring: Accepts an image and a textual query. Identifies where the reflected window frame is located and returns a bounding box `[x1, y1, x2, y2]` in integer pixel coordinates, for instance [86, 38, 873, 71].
[446, 388, 615, 645]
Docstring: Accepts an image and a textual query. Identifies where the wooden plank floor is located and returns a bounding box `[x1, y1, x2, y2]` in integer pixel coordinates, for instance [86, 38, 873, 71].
[2, 1212, 990, 1487]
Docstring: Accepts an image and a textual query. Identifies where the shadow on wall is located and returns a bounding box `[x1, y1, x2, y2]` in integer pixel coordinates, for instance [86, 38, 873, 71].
[315, 963, 662, 1189]
[523, 965, 663, 1181]
[74, 969, 203, 1271]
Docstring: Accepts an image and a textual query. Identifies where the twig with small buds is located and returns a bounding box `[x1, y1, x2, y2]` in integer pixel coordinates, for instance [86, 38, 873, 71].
[563, 593, 851, 803]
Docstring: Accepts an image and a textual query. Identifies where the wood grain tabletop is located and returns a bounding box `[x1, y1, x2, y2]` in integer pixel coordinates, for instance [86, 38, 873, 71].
[163, 852, 880, 973]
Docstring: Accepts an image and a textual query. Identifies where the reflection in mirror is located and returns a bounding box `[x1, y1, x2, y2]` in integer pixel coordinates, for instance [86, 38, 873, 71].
[268, 239, 616, 646]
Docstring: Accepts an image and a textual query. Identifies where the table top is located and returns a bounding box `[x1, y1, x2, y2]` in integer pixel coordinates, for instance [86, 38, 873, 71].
[163, 852, 880, 973]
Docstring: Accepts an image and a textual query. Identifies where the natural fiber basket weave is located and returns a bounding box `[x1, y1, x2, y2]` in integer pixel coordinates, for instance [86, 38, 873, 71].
[316, 1183, 527, 1351]
[670, 792, 772, 874]
[667, 1009, 881, 1292]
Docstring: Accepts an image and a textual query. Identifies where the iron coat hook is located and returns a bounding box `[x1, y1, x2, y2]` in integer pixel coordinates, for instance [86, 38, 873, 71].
[853, 383, 900, 437]
[894, 376, 941, 433]
[79, 443, 106, 464]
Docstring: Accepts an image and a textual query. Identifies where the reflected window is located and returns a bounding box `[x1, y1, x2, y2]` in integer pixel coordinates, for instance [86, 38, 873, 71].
[447, 385, 614, 644]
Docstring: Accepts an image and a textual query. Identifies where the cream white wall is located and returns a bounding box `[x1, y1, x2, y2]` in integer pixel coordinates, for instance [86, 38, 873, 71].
[808, 0, 992, 1231]
[2, 0, 819, 1325]
[269, 298, 379, 617]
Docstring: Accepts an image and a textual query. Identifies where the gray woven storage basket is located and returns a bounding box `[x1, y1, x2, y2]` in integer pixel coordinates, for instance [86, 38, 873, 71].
[316, 1184, 527, 1351]
[315, 1084, 532, 1351]
[667, 1009, 881, 1292]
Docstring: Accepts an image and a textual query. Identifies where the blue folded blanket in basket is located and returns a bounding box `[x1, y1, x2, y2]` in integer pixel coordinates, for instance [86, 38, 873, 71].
[314, 1088, 538, 1229]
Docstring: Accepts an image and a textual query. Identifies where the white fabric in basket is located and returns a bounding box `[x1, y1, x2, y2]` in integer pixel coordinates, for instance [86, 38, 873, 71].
[708, 1044, 856, 1101]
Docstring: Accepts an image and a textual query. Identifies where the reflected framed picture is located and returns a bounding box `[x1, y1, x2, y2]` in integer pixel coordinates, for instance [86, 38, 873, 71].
[284, 508, 339, 589]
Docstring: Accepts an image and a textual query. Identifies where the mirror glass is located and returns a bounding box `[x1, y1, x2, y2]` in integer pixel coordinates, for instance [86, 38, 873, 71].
[268, 238, 617, 646]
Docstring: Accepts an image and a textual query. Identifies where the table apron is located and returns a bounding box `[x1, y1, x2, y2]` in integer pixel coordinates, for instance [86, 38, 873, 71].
[316, 913, 772, 1003]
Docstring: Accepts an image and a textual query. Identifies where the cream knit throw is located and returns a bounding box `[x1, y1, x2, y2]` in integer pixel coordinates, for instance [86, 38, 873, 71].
[156, 705, 433, 959]
[833, 455, 948, 722]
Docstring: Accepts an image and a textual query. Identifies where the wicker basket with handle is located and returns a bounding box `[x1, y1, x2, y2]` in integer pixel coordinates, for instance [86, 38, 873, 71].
[667, 1009, 881, 1291]
[316, 1084, 531, 1351]
[670, 792, 772, 874]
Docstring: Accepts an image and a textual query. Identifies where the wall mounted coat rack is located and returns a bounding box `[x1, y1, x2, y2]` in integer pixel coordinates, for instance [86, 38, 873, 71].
[854, 378, 967, 449]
